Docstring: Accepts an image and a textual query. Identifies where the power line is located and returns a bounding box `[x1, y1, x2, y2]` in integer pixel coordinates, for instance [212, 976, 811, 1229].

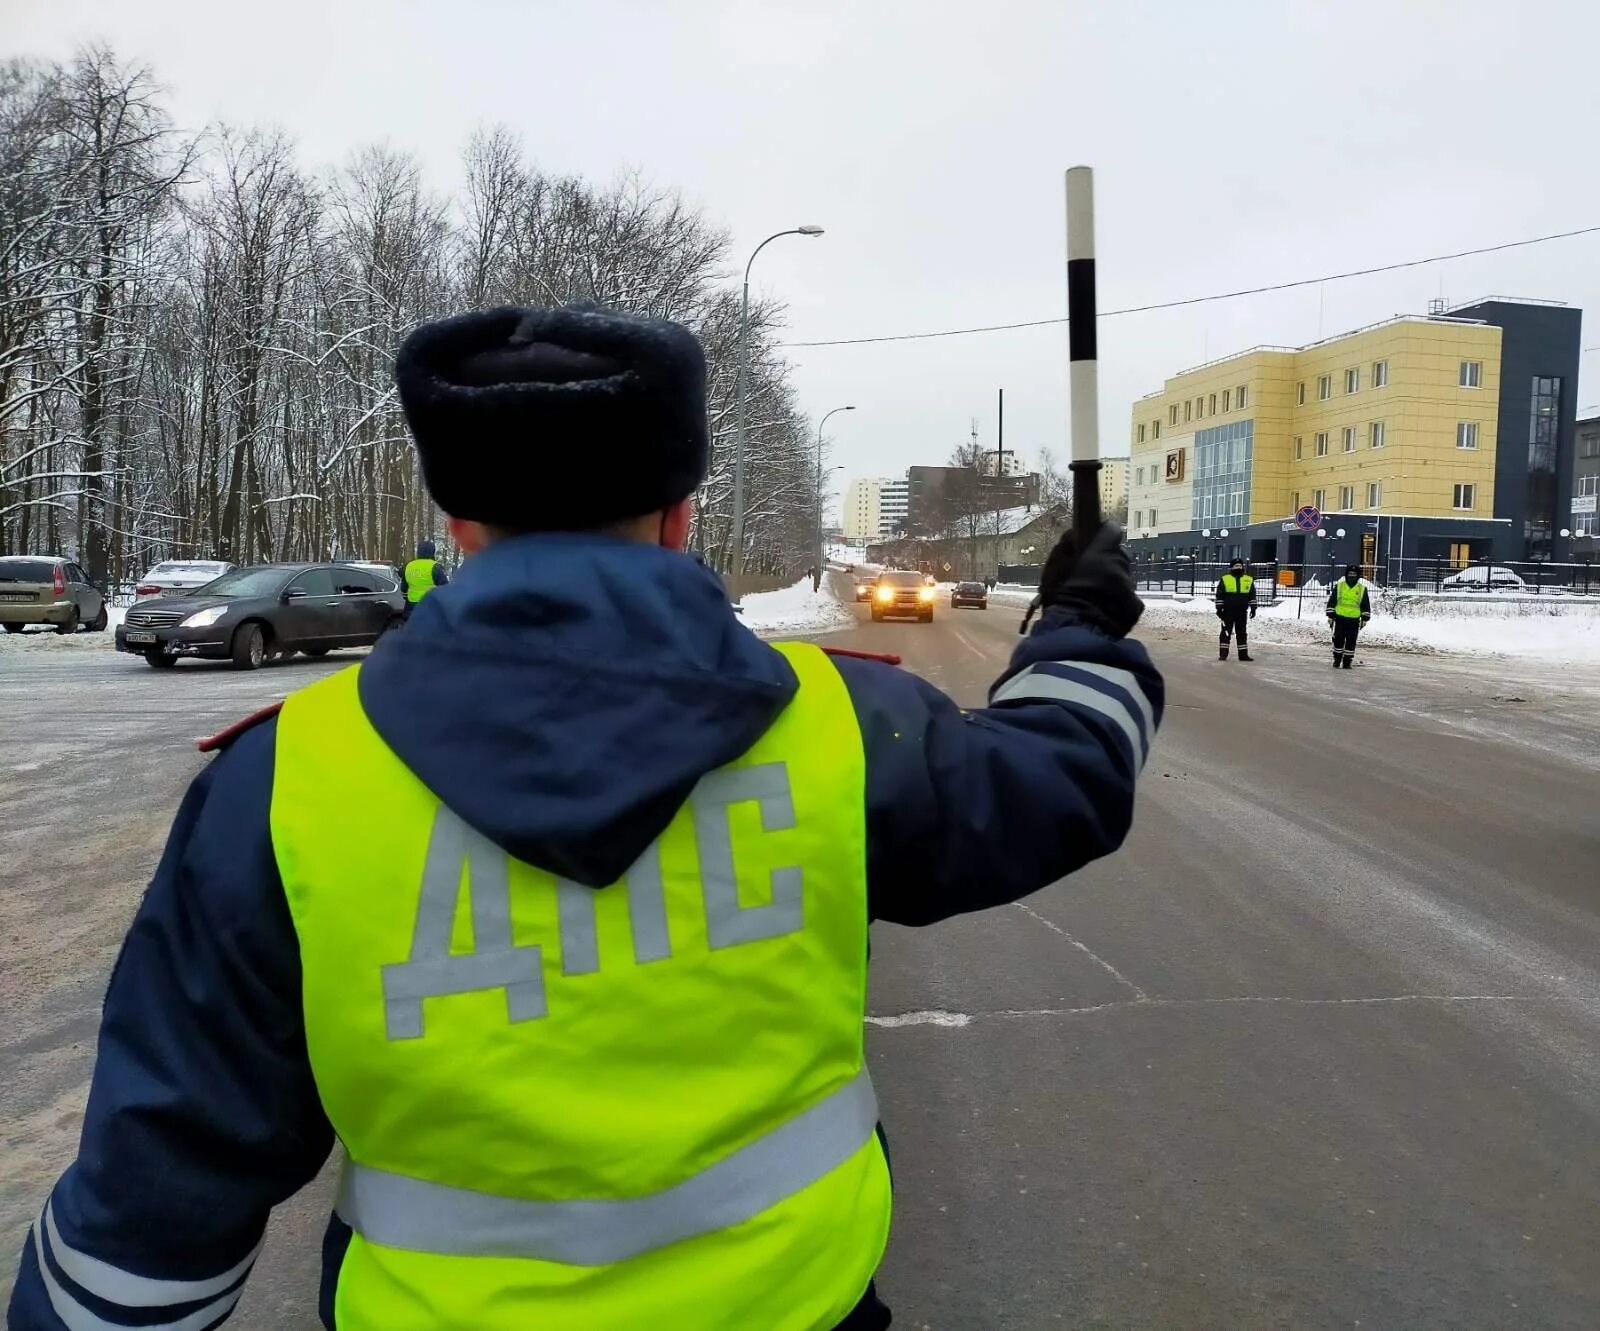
[783, 223, 1600, 349]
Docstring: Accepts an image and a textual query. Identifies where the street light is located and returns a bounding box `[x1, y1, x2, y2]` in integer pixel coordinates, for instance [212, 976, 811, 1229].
[731, 226, 825, 575]
[815, 405, 855, 586]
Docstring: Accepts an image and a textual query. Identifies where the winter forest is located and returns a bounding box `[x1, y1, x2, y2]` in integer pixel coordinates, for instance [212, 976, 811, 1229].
[0, 47, 824, 585]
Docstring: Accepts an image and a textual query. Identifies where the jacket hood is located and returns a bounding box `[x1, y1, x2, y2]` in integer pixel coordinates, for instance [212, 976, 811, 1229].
[358, 534, 797, 887]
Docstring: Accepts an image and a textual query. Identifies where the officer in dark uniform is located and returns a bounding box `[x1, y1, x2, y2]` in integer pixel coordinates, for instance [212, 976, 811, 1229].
[402, 538, 447, 619]
[1214, 557, 1256, 661]
[1326, 563, 1371, 668]
[11, 305, 1163, 1331]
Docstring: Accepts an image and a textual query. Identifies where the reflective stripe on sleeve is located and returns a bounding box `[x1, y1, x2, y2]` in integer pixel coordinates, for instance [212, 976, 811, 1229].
[336, 1066, 878, 1266]
[33, 1209, 250, 1331]
[991, 662, 1153, 768]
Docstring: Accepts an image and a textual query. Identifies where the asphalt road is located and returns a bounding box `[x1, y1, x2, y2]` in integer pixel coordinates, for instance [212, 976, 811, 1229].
[3, 591, 1598, 1328]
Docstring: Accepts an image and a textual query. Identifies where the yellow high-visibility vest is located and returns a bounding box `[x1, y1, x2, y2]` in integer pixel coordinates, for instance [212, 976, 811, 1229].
[1333, 580, 1365, 617]
[1220, 574, 1253, 595]
[402, 558, 437, 604]
[270, 643, 891, 1330]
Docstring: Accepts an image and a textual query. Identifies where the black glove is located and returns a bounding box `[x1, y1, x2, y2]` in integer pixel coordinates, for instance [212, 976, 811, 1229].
[1034, 522, 1142, 640]
[1249, 604, 1257, 619]
[1215, 606, 1226, 620]
[1326, 614, 1336, 628]
[1360, 615, 1370, 627]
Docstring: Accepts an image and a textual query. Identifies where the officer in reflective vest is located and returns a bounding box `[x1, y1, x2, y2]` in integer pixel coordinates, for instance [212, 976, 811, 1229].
[1213, 557, 1256, 661]
[402, 538, 447, 614]
[1326, 563, 1371, 668]
[12, 305, 1163, 1331]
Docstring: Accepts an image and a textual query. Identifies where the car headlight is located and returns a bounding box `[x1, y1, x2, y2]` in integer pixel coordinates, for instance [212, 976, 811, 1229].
[876, 587, 895, 603]
[180, 606, 227, 629]
[918, 586, 935, 601]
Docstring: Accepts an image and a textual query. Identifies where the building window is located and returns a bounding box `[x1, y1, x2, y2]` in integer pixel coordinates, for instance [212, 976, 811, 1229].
[1318, 375, 1332, 401]
[1237, 384, 1249, 409]
[1456, 422, 1478, 449]
[1292, 490, 1300, 511]
[1297, 382, 1306, 406]
[1373, 360, 1388, 388]
[1195, 396, 1204, 419]
[1367, 481, 1382, 508]
[1154, 420, 1161, 439]
[1459, 360, 1482, 388]
[1184, 400, 1192, 423]
[1581, 434, 1600, 459]
[1345, 367, 1359, 394]
[1338, 485, 1354, 510]
[1222, 389, 1231, 412]
[1315, 432, 1329, 456]
[1313, 488, 1326, 510]
[1453, 483, 1475, 510]
[1294, 436, 1303, 461]
[1137, 424, 1146, 444]
[1342, 427, 1356, 453]
[1370, 421, 1385, 448]
[1169, 404, 1179, 426]
[1527, 375, 1562, 555]
[1209, 393, 1217, 415]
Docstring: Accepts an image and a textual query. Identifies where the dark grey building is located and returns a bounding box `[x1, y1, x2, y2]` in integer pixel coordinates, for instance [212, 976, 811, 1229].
[1447, 299, 1583, 560]
[906, 465, 1038, 535]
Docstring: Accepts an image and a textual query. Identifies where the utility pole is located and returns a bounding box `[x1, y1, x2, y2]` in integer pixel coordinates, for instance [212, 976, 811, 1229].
[992, 388, 1015, 582]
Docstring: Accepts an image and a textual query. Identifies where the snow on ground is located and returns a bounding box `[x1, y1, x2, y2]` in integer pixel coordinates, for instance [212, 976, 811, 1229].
[990, 582, 1600, 664]
[737, 578, 855, 639]
[0, 605, 125, 653]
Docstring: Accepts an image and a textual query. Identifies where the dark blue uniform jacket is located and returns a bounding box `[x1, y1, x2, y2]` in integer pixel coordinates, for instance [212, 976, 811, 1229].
[9, 533, 1163, 1330]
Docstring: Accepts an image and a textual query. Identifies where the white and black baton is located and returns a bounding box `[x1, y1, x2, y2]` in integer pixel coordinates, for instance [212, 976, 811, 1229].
[1022, 165, 1103, 635]
[1065, 164, 1102, 548]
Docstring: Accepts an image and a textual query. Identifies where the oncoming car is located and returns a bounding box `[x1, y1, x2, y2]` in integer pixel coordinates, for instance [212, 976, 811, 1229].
[870, 569, 936, 623]
[854, 576, 877, 603]
[116, 562, 405, 670]
[951, 580, 988, 609]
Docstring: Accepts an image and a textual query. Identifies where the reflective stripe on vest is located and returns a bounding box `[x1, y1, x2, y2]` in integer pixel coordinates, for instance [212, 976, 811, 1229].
[403, 558, 436, 603]
[335, 1065, 877, 1265]
[1334, 580, 1365, 617]
[1221, 574, 1253, 594]
[270, 642, 890, 1329]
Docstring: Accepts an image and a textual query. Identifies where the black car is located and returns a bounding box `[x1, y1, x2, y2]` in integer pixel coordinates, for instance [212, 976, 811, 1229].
[951, 580, 988, 609]
[115, 563, 405, 670]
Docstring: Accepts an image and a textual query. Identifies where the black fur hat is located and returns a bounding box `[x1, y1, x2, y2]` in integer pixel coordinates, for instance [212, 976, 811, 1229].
[395, 304, 708, 529]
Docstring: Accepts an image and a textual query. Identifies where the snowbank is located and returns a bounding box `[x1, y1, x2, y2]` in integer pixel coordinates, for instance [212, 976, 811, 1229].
[0, 605, 124, 653]
[737, 578, 855, 640]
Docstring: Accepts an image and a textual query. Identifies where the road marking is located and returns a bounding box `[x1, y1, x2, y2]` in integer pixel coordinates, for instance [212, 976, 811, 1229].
[947, 625, 989, 661]
[865, 993, 1554, 1029]
[866, 1010, 972, 1028]
[1014, 902, 1149, 1000]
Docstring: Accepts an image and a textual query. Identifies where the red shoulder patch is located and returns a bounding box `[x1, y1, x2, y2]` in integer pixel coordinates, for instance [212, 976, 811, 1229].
[820, 646, 902, 666]
[197, 702, 284, 753]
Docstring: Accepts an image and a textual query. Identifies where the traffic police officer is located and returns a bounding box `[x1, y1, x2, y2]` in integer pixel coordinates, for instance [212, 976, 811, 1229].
[1213, 557, 1256, 661]
[402, 537, 447, 615]
[10, 305, 1163, 1331]
[1326, 563, 1371, 668]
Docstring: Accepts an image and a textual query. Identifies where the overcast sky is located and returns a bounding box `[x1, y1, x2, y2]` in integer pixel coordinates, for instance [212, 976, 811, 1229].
[12, 0, 1600, 513]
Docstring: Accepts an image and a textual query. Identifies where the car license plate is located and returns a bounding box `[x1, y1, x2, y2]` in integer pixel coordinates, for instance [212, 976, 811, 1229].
[125, 631, 157, 645]
[0, 593, 32, 602]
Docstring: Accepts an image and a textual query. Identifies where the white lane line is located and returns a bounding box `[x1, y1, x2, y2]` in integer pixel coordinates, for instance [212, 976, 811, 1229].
[866, 1010, 973, 1028]
[1014, 902, 1149, 1001]
[865, 993, 1553, 1029]
[947, 624, 990, 662]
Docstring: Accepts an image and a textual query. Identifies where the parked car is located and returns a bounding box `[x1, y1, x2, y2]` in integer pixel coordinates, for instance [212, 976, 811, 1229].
[115, 562, 404, 670]
[134, 559, 233, 598]
[1440, 564, 1526, 592]
[951, 580, 989, 609]
[870, 569, 936, 623]
[854, 576, 878, 602]
[0, 556, 108, 634]
[338, 559, 402, 590]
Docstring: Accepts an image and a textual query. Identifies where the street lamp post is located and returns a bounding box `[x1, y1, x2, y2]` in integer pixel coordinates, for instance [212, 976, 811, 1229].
[814, 405, 855, 590]
[731, 225, 824, 577]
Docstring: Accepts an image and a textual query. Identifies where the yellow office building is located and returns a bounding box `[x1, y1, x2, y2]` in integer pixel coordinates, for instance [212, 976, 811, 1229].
[1124, 299, 1583, 573]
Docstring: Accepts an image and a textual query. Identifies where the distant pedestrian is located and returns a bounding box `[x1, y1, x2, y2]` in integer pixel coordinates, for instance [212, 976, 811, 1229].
[1214, 557, 1256, 661]
[402, 538, 448, 620]
[1326, 563, 1371, 668]
[810, 564, 821, 593]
